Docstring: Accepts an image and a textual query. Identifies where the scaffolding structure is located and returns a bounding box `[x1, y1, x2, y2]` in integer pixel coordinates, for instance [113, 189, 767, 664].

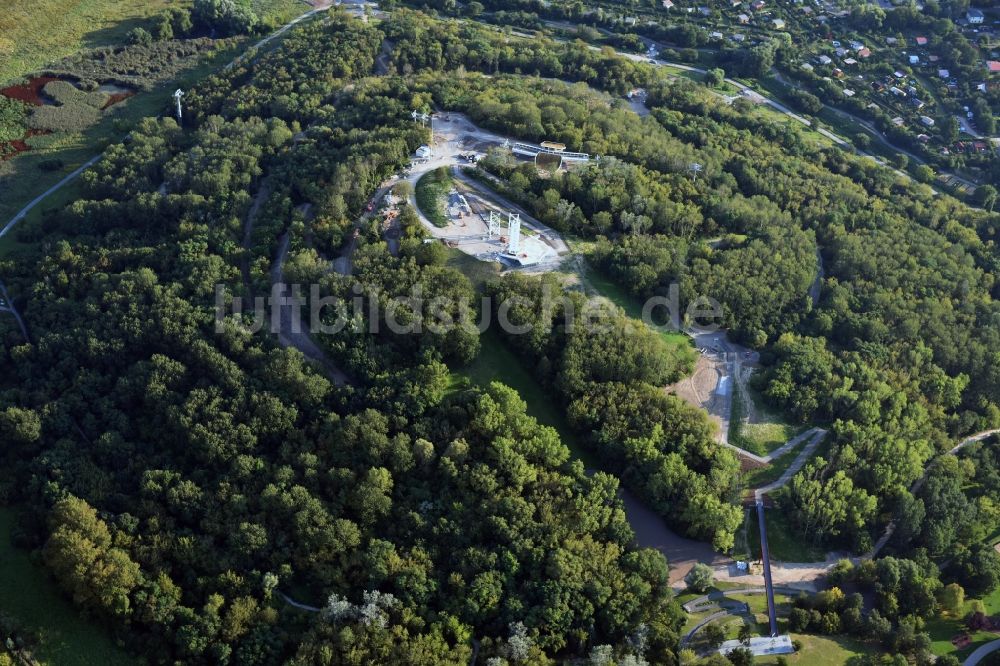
[488, 211, 501, 239]
[507, 213, 521, 254]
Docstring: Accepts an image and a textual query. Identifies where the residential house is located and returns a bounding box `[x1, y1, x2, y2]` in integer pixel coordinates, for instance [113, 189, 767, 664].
[909, 55, 920, 64]
[844, 57, 858, 65]
[967, 8, 984, 23]
[915, 36, 928, 45]
[843, 88, 855, 96]
[738, 12, 750, 22]
[938, 68, 950, 78]
[751, 0, 765, 9]
[858, 47, 872, 58]
[818, 54, 833, 65]
[988, 61, 1000, 73]
[772, 17, 786, 28]
[662, 0, 674, 9]
[920, 115, 935, 126]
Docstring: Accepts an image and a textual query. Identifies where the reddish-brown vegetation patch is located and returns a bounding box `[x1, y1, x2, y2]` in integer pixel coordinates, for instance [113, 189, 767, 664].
[0, 129, 52, 161]
[1, 76, 60, 106]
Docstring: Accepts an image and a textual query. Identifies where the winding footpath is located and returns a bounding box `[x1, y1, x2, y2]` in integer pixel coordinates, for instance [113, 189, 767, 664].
[869, 428, 1000, 558]
[965, 638, 1000, 666]
[752, 428, 827, 501]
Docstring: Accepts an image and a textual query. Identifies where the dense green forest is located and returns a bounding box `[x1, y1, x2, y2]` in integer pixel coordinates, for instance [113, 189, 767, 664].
[0, 12, 692, 664]
[382, 10, 1000, 559]
[1, 6, 999, 664]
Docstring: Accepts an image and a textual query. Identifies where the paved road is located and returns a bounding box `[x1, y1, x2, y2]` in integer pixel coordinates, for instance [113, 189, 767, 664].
[753, 429, 827, 500]
[965, 638, 1000, 666]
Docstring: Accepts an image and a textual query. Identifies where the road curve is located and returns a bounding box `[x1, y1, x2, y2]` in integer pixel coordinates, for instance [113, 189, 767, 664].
[965, 638, 1000, 666]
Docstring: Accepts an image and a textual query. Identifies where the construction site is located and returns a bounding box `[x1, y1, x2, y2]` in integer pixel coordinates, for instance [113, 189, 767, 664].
[404, 113, 574, 271]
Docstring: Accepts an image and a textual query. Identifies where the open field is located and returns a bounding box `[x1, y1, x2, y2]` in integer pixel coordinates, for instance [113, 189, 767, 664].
[0, 0, 181, 84]
[0, 507, 133, 665]
[0, 0, 309, 85]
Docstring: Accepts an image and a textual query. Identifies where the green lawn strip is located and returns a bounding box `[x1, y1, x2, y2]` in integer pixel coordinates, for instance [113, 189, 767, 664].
[743, 424, 829, 490]
[0, 507, 134, 665]
[450, 327, 599, 469]
[755, 634, 874, 666]
[415, 169, 450, 227]
[745, 505, 827, 562]
[580, 262, 697, 367]
[926, 589, 1000, 659]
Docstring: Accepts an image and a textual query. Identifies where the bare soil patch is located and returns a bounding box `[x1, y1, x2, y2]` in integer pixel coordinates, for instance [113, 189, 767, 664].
[669, 353, 728, 439]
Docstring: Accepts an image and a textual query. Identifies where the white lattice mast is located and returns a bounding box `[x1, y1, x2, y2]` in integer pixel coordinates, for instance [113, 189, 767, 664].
[173, 89, 184, 122]
[488, 211, 501, 239]
[507, 213, 521, 254]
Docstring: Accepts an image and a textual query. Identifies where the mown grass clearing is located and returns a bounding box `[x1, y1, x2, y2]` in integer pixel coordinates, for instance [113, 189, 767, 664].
[757, 634, 873, 666]
[415, 167, 451, 227]
[449, 327, 599, 469]
[746, 506, 827, 563]
[729, 384, 805, 457]
[926, 587, 1000, 659]
[581, 263, 697, 368]
[0, 507, 133, 665]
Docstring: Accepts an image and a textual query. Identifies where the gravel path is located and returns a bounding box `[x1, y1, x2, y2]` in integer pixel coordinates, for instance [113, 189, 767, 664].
[753, 428, 827, 501]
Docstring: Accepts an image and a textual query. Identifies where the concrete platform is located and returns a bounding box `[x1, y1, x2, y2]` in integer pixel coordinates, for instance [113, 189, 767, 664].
[719, 635, 794, 657]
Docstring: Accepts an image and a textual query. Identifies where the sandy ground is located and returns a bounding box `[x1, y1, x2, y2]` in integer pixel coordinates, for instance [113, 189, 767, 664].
[669, 352, 730, 442]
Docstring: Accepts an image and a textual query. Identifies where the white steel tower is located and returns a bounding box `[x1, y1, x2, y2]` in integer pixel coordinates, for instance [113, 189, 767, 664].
[507, 213, 521, 254]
